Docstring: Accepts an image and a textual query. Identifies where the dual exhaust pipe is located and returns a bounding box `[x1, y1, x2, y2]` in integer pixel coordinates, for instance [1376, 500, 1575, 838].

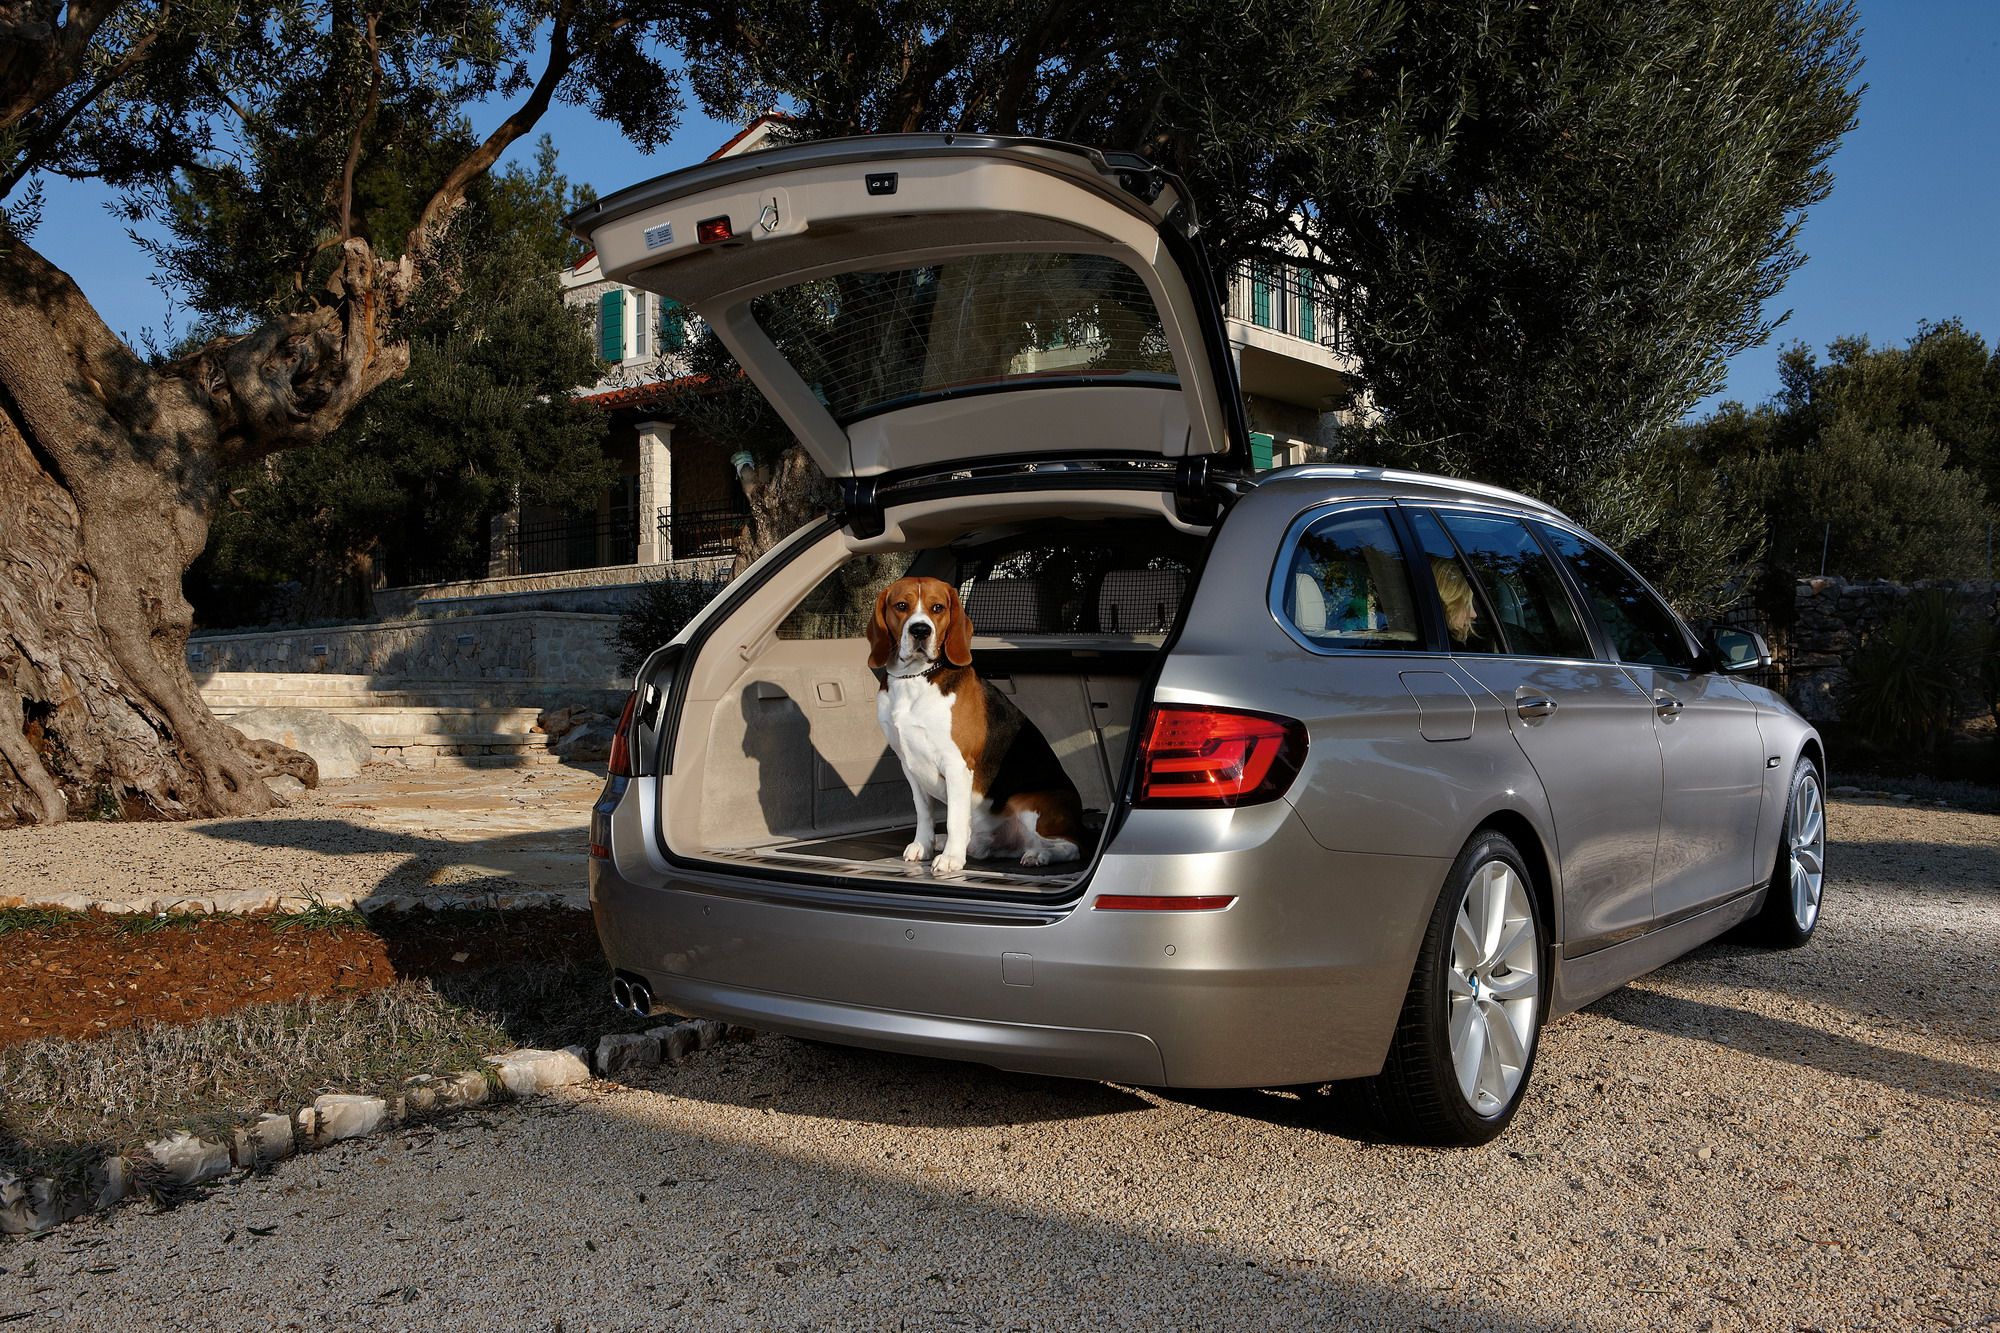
[610, 972, 654, 1016]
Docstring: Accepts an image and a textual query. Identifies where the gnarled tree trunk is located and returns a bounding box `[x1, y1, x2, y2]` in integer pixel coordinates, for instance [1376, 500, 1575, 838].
[0, 237, 403, 825]
[0, 0, 582, 827]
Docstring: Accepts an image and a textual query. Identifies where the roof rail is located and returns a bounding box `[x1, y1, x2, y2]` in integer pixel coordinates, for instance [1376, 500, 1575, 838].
[1253, 464, 1567, 519]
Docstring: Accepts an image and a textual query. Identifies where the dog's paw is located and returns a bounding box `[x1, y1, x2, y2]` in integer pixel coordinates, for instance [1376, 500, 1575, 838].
[1018, 848, 1050, 867]
[901, 841, 933, 863]
[931, 853, 965, 877]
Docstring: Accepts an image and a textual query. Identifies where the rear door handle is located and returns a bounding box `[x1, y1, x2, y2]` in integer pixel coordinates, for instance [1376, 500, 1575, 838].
[1654, 692, 1683, 718]
[1516, 695, 1557, 720]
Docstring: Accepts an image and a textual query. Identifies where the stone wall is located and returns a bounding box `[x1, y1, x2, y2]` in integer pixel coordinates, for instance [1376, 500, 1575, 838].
[188, 611, 626, 687]
[1783, 577, 1999, 722]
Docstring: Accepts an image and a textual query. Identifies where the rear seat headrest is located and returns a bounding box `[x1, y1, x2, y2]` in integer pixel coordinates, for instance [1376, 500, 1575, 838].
[963, 577, 1049, 635]
[1097, 568, 1186, 634]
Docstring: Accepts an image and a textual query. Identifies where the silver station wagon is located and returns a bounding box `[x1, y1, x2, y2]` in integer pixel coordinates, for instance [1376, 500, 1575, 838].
[574, 135, 1826, 1143]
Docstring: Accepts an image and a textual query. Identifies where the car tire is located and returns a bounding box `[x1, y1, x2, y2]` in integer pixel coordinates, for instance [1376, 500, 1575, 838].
[1339, 829, 1547, 1146]
[1741, 758, 1826, 949]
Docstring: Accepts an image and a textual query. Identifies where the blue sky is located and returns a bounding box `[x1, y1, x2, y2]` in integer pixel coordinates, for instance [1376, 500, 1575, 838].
[28, 1, 1999, 415]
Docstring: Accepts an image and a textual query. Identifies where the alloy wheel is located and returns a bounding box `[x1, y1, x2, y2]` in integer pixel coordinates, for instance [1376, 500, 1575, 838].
[1446, 860, 1540, 1118]
[1789, 772, 1826, 931]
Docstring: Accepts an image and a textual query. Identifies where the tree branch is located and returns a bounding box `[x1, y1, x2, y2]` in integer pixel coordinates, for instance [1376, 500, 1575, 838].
[0, 11, 165, 197]
[409, 1, 575, 251]
[0, 0, 133, 134]
[336, 11, 382, 241]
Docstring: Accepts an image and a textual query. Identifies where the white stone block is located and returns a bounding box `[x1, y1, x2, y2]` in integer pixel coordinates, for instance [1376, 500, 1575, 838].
[145, 1131, 232, 1187]
[486, 1047, 592, 1097]
[254, 1110, 297, 1161]
[438, 1070, 493, 1107]
[651, 1021, 702, 1064]
[596, 1031, 661, 1078]
[310, 1094, 389, 1144]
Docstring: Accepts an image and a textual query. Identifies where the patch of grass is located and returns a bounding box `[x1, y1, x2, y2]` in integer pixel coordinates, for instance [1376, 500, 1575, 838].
[0, 907, 79, 935]
[112, 909, 214, 936]
[269, 897, 369, 933]
[0, 954, 660, 1185]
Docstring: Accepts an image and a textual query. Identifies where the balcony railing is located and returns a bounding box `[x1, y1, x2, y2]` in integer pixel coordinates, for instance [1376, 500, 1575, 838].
[496, 510, 640, 577]
[658, 504, 747, 561]
[1225, 260, 1354, 355]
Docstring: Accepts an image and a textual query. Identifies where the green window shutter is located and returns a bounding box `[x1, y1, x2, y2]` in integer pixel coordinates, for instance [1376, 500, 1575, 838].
[598, 289, 626, 362]
[1249, 430, 1275, 471]
[1294, 268, 1316, 343]
[659, 296, 688, 351]
[1250, 264, 1273, 328]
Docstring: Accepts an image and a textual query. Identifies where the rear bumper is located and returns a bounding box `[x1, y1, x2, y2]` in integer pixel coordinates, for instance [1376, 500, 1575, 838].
[591, 798, 1446, 1088]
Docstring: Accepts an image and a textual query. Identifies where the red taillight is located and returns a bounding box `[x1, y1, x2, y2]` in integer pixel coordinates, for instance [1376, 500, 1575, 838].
[1135, 705, 1305, 807]
[1093, 895, 1236, 911]
[606, 691, 639, 778]
[696, 215, 734, 244]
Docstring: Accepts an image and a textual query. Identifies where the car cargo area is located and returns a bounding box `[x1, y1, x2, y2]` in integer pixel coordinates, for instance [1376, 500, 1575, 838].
[659, 504, 1210, 893]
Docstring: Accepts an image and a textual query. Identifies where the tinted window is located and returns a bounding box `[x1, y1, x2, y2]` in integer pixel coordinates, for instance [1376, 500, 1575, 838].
[1433, 512, 1593, 660]
[1407, 509, 1504, 654]
[1536, 523, 1696, 670]
[1278, 508, 1423, 650]
[753, 253, 1177, 423]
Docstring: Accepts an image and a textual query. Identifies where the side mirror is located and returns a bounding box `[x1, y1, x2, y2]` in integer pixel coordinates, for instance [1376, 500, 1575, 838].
[1710, 627, 1772, 674]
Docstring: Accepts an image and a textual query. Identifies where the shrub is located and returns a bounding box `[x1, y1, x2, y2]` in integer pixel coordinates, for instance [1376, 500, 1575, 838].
[1841, 590, 1993, 753]
[614, 571, 730, 675]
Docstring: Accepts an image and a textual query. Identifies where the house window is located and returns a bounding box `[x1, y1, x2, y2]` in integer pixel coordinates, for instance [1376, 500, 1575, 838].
[598, 289, 626, 362]
[1294, 268, 1316, 343]
[1250, 262, 1274, 329]
[635, 292, 649, 357]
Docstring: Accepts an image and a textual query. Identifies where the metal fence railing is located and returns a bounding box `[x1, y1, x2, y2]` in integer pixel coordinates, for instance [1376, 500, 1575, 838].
[658, 504, 747, 561]
[1224, 259, 1354, 355]
[496, 510, 640, 577]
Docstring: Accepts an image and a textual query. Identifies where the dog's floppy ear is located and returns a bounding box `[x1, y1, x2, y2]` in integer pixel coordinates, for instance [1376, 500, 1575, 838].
[865, 584, 897, 669]
[941, 583, 974, 667]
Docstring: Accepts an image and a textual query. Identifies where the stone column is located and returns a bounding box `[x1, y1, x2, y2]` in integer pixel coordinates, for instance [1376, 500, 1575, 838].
[633, 419, 675, 564]
[486, 486, 521, 577]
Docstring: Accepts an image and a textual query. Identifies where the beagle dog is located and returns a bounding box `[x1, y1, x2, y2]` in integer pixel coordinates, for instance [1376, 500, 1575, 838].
[867, 576, 1085, 877]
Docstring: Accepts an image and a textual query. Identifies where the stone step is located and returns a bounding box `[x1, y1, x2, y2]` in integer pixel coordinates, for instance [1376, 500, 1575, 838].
[363, 731, 558, 749]
[208, 705, 551, 740]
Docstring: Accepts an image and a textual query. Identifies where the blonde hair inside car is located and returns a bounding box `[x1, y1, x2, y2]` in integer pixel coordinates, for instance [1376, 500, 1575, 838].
[1432, 557, 1478, 644]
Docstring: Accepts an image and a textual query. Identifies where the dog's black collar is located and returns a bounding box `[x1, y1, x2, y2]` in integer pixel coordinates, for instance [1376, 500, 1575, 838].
[879, 659, 962, 684]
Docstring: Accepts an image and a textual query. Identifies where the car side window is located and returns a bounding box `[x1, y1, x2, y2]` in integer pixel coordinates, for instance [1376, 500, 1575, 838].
[1405, 508, 1504, 654]
[1431, 511, 1594, 660]
[1277, 507, 1424, 651]
[1535, 523, 1697, 671]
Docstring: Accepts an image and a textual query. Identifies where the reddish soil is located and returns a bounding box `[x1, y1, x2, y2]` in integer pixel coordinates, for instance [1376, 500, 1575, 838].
[0, 909, 604, 1045]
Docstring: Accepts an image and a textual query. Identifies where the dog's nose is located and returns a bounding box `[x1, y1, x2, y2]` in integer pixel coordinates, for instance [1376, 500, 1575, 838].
[908, 622, 931, 640]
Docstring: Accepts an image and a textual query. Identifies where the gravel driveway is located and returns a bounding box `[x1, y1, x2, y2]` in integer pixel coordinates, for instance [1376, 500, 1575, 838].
[4, 797, 1995, 1331]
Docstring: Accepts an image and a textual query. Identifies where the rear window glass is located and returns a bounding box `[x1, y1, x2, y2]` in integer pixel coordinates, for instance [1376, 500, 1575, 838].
[776, 523, 1200, 640]
[753, 253, 1178, 423]
[1277, 508, 1423, 650]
